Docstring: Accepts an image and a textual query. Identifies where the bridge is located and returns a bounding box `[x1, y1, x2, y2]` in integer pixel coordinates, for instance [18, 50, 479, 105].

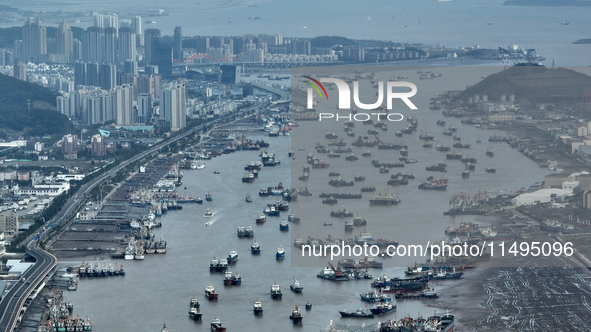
[0, 240, 57, 332]
[251, 82, 291, 105]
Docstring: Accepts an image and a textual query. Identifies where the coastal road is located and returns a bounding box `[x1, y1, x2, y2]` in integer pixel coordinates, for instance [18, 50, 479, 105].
[0, 101, 266, 331]
[0, 240, 57, 332]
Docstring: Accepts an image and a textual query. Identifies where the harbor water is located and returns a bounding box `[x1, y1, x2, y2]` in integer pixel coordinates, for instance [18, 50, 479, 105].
[62, 67, 552, 331]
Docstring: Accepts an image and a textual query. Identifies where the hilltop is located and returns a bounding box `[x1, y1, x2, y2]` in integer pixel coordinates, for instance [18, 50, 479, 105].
[455, 66, 591, 105]
[0, 73, 74, 137]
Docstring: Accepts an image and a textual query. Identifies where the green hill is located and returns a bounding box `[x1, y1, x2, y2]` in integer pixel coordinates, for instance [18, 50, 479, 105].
[455, 66, 591, 105]
[0, 73, 74, 136]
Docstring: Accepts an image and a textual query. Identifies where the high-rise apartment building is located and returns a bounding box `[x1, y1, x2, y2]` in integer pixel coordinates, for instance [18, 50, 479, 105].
[136, 93, 153, 124]
[91, 134, 107, 157]
[56, 20, 73, 61]
[160, 83, 186, 131]
[144, 29, 162, 64]
[21, 17, 47, 62]
[173, 26, 183, 61]
[119, 27, 137, 62]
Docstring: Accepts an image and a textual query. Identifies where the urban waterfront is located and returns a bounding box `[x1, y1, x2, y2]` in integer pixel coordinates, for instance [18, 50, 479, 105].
[2, 0, 591, 331]
[3, 0, 591, 66]
[58, 66, 555, 331]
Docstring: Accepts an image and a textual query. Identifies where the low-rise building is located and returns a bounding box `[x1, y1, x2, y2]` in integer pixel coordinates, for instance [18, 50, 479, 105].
[0, 213, 18, 236]
[512, 188, 573, 206]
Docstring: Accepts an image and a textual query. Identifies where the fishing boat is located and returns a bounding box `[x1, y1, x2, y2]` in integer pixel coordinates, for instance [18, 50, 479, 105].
[279, 219, 289, 231]
[289, 306, 303, 324]
[188, 297, 202, 320]
[339, 308, 375, 318]
[204, 208, 213, 217]
[251, 241, 261, 254]
[288, 213, 300, 223]
[485, 166, 496, 173]
[190, 297, 200, 309]
[223, 271, 234, 285]
[276, 245, 285, 260]
[189, 306, 202, 320]
[210, 317, 226, 332]
[270, 282, 282, 299]
[227, 250, 238, 264]
[242, 172, 255, 183]
[360, 290, 391, 302]
[205, 284, 218, 300]
[256, 213, 266, 224]
[245, 194, 252, 203]
[290, 279, 303, 293]
[394, 288, 439, 299]
[253, 298, 263, 315]
[369, 301, 396, 315]
[305, 301, 312, 310]
[205, 192, 212, 201]
[134, 247, 145, 260]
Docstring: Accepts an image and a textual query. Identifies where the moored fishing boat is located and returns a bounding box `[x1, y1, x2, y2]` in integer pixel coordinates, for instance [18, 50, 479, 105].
[210, 317, 226, 332]
[270, 282, 282, 299]
[223, 271, 234, 285]
[253, 297, 263, 315]
[339, 308, 375, 318]
[205, 284, 218, 300]
[369, 301, 396, 315]
[227, 250, 238, 264]
[290, 279, 303, 293]
[289, 306, 303, 324]
[255, 213, 266, 224]
[279, 219, 289, 231]
[276, 245, 285, 260]
[251, 241, 261, 254]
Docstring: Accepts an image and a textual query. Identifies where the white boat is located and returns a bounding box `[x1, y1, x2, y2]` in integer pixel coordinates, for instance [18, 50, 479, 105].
[253, 297, 263, 314]
[290, 279, 303, 293]
[124, 241, 135, 260]
[196, 161, 205, 170]
[59, 272, 78, 278]
[204, 208, 213, 217]
[276, 245, 285, 259]
[134, 247, 145, 260]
